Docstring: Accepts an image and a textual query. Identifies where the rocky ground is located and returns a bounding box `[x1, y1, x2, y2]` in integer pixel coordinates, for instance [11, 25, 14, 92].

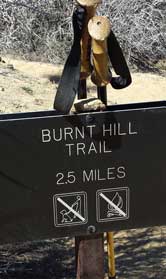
[0, 56, 166, 278]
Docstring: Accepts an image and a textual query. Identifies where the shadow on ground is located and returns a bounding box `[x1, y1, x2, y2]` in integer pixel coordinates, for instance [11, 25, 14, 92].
[48, 74, 61, 84]
[114, 227, 166, 279]
[0, 227, 166, 279]
[0, 238, 75, 279]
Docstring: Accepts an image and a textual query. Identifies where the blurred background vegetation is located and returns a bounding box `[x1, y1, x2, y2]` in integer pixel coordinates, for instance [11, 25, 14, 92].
[0, 0, 165, 71]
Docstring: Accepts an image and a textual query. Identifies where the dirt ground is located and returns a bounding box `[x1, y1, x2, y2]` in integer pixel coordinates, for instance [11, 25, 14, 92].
[0, 56, 166, 278]
[0, 56, 166, 114]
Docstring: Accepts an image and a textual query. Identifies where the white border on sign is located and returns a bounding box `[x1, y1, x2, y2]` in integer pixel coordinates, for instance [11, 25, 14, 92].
[96, 187, 130, 223]
[53, 191, 88, 227]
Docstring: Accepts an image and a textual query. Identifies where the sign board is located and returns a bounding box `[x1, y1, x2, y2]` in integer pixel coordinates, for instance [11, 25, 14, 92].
[0, 101, 166, 244]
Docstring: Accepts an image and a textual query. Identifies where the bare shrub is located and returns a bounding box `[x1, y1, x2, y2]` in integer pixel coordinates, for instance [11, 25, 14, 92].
[0, 0, 74, 62]
[0, 0, 165, 70]
[99, 0, 166, 69]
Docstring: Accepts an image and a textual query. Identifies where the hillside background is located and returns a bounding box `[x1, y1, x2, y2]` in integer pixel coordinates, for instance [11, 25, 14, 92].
[0, 0, 166, 70]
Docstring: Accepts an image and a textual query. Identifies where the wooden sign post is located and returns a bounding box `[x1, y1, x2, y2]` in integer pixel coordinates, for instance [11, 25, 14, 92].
[75, 73, 106, 279]
[75, 8, 114, 279]
[76, 234, 105, 279]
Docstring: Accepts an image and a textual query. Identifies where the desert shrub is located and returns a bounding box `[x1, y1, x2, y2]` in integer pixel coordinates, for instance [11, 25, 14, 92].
[0, 0, 74, 62]
[0, 0, 165, 69]
[99, 0, 166, 69]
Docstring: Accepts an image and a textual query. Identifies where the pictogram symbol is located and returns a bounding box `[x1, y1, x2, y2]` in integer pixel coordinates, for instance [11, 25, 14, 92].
[96, 187, 130, 222]
[53, 192, 88, 227]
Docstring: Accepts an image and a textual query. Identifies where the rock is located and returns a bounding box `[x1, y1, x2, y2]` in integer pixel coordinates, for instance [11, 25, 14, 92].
[7, 64, 15, 70]
[0, 87, 5, 91]
[74, 97, 106, 113]
[0, 57, 5, 63]
[21, 86, 33, 95]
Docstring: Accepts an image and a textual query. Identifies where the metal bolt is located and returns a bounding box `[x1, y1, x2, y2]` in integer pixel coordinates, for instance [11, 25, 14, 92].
[85, 114, 95, 124]
[87, 225, 96, 234]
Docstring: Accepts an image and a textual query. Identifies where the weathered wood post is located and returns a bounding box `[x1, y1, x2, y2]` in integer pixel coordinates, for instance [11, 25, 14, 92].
[76, 76, 105, 279]
[75, 13, 114, 279]
[76, 234, 105, 279]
